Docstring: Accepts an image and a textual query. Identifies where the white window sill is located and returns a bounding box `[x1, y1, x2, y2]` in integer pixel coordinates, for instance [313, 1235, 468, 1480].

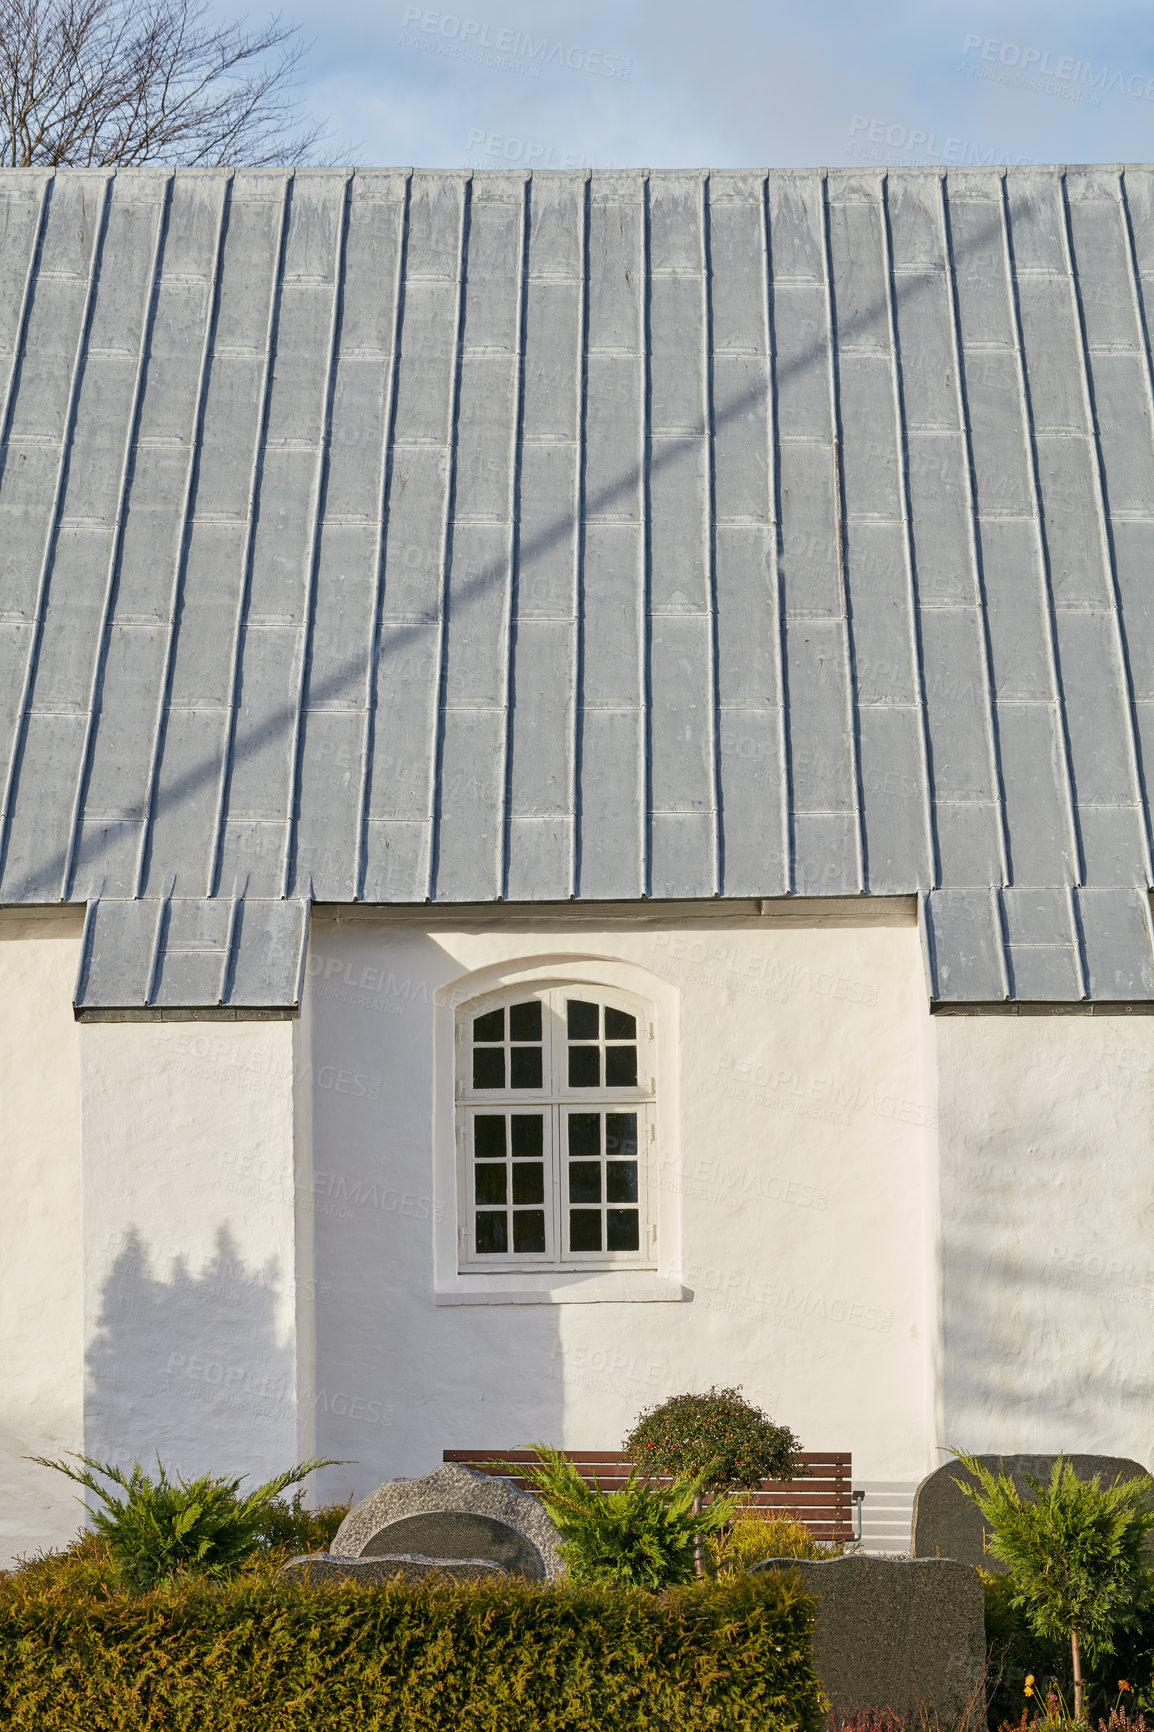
[435, 1274, 690, 1305]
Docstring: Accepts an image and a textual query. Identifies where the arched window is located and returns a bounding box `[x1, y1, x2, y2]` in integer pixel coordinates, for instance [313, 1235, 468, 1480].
[456, 985, 656, 1270]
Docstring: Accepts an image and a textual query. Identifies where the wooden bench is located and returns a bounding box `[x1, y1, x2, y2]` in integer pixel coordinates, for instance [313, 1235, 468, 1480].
[444, 1448, 854, 1544]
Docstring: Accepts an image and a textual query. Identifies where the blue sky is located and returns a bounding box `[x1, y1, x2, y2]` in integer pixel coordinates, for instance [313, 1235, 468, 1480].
[266, 0, 1154, 169]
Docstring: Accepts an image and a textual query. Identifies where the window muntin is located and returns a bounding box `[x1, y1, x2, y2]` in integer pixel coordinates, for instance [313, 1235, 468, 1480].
[458, 987, 654, 1271]
[566, 998, 638, 1088]
[471, 1110, 550, 1257]
[563, 1108, 641, 1254]
[471, 1000, 544, 1090]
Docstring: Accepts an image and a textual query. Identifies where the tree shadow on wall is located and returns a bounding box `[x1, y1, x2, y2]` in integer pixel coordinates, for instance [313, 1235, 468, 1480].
[84, 1225, 297, 1485]
[941, 1234, 1154, 1449]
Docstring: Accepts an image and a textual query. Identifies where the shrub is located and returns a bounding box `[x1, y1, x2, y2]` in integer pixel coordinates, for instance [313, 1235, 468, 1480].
[251, 1488, 351, 1556]
[514, 1443, 736, 1589]
[0, 1568, 825, 1732]
[708, 1513, 842, 1575]
[624, 1386, 803, 1496]
[7, 1529, 121, 1595]
[29, 1452, 340, 1589]
[984, 1566, 1154, 1727]
[955, 1452, 1154, 1724]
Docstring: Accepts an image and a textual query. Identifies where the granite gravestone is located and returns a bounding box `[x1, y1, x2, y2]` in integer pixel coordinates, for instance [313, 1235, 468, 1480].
[357, 1510, 541, 1575]
[330, 1462, 565, 1582]
[281, 1553, 509, 1587]
[754, 1555, 985, 1724]
[912, 1455, 1152, 1571]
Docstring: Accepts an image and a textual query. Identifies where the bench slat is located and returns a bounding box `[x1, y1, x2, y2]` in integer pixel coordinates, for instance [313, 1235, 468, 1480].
[444, 1449, 849, 1465]
[444, 1447, 854, 1541]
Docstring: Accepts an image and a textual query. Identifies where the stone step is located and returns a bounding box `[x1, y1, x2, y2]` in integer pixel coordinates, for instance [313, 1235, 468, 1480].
[852, 1481, 915, 1555]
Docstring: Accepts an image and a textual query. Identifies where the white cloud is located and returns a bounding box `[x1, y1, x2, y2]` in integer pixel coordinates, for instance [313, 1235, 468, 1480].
[256, 0, 1154, 167]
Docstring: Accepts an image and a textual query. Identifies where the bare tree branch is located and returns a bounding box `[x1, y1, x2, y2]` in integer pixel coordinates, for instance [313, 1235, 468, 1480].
[0, 0, 330, 166]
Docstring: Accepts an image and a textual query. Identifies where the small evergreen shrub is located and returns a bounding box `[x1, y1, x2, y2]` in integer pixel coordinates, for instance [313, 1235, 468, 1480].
[9, 1529, 122, 1595]
[708, 1513, 842, 1575]
[29, 1452, 339, 1589]
[984, 1566, 1154, 1726]
[624, 1386, 803, 1495]
[515, 1443, 735, 1589]
[0, 1568, 825, 1732]
[954, 1452, 1154, 1723]
[252, 1488, 351, 1556]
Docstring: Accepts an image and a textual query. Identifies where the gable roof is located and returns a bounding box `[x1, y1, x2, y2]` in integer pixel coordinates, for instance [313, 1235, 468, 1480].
[1, 164, 1153, 1010]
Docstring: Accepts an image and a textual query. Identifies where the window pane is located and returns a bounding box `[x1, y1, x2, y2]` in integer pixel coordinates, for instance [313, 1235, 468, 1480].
[513, 1211, 546, 1254]
[568, 1161, 601, 1203]
[475, 1212, 508, 1253]
[509, 1001, 542, 1040]
[605, 1113, 637, 1156]
[570, 1209, 602, 1252]
[568, 1046, 600, 1087]
[512, 1163, 544, 1204]
[475, 1165, 508, 1205]
[474, 1008, 504, 1041]
[567, 999, 599, 1039]
[568, 1114, 600, 1160]
[473, 1048, 505, 1089]
[605, 1045, 637, 1087]
[605, 1007, 637, 1040]
[511, 1115, 543, 1158]
[474, 1116, 507, 1160]
[607, 1210, 640, 1251]
[510, 1046, 543, 1089]
[606, 1161, 638, 1203]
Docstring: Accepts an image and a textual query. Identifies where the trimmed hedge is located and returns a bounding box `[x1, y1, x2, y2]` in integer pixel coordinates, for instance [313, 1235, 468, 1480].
[0, 1568, 824, 1732]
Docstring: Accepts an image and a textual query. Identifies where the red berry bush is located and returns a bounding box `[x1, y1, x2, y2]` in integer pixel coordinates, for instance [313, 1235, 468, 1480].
[624, 1386, 802, 1497]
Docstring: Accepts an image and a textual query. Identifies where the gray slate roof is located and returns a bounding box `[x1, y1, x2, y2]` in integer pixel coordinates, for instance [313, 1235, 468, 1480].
[2, 164, 1154, 1009]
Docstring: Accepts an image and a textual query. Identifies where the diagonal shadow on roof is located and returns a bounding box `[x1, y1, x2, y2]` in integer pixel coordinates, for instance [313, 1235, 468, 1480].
[1, 196, 1007, 912]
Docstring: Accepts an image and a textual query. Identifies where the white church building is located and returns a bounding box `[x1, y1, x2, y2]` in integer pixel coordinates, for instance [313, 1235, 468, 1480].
[2, 162, 1154, 1562]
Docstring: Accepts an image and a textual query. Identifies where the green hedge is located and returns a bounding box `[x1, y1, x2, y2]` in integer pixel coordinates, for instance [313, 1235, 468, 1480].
[0, 1569, 824, 1732]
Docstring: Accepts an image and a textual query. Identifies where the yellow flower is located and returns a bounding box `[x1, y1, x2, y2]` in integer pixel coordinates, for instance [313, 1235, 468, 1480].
[1025, 1676, 1035, 1698]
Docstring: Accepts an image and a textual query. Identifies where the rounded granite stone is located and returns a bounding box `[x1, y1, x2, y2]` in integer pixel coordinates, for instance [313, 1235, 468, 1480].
[360, 1510, 543, 1577]
[912, 1454, 1152, 1571]
[281, 1553, 511, 1587]
[331, 1463, 565, 1582]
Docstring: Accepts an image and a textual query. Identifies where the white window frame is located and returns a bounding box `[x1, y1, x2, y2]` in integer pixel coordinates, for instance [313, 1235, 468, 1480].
[455, 983, 657, 1274]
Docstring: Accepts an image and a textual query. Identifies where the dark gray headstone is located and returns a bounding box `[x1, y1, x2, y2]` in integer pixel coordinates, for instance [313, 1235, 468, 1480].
[360, 1511, 542, 1577]
[754, 1555, 984, 1724]
[912, 1455, 1151, 1572]
[331, 1462, 564, 1582]
[281, 1552, 509, 1587]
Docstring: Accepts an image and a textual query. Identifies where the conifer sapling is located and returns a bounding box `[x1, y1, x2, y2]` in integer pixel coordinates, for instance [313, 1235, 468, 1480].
[951, 1450, 1154, 1723]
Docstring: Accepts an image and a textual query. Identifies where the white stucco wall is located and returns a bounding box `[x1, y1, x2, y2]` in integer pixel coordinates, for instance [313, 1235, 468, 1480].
[78, 1016, 306, 1493]
[299, 903, 939, 1514]
[0, 911, 85, 1566]
[10, 897, 1152, 1562]
[938, 1013, 1154, 1469]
